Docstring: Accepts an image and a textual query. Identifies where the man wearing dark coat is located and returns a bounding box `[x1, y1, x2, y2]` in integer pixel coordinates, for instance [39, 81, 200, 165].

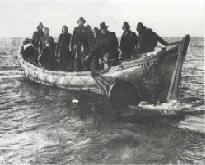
[120, 22, 138, 60]
[32, 22, 44, 51]
[89, 27, 101, 54]
[39, 27, 57, 70]
[93, 27, 101, 39]
[71, 17, 90, 71]
[145, 28, 169, 51]
[21, 38, 36, 64]
[92, 22, 119, 68]
[137, 22, 169, 53]
[57, 26, 72, 70]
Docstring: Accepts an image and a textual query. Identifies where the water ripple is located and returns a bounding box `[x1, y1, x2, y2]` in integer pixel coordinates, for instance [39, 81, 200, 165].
[0, 38, 204, 164]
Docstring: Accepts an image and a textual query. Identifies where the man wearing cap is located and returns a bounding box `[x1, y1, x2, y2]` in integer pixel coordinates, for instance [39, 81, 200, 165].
[71, 17, 91, 71]
[32, 22, 44, 51]
[92, 22, 119, 68]
[136, 22, 148, 53]
[39, 27, 57, 70]
[137, 22, 169, 53]
[120, 22, 138, 60]
[145, 28, 169, 51]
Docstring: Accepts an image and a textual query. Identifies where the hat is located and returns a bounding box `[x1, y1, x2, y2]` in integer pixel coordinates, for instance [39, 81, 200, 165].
[137, 22, 145, 32]
[122, 22, 130, 30]
[38, 22, 44, 29]
[137, 22, 143, 28]
[77, 17, 86, 24]
[87, 25, 92, 30]
[44, 27, 49, 32]
[23, 38, 31, 45]
[100, 22, 108, 30]
[93, 27, 99, 31]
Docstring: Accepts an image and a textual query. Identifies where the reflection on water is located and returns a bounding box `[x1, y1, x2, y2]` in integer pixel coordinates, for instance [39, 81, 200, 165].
[0, 37, 204, 164]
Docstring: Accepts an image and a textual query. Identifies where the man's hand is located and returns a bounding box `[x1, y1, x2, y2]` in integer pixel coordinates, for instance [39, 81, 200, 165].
[85, 55, 89, 61]
[103, 52, 109, 62]
[99, 58, 104, 65]
[73, 45, 77, 51]
[119, 49, 123, 60]
[56, 50, 59, 57]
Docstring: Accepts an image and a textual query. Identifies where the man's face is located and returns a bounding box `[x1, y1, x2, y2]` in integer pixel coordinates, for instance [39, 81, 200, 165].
[137, 25, 143, 33]
[44, 29, 49, 35]
[101, 29, 107, 34]
[62, 27, 67, 33]
[39, 26, 43, 31]
[78, 21, 84, 26]
[123, 27, 129, 32]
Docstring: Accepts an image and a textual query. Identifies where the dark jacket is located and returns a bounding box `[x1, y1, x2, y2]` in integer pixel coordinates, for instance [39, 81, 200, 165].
[21, 44, 36, 64]
[120, 30, 138, 52]
[138, 28, 148, 53]
[32, 30, 44, 48]
[57, 32, 72, 53]
[138, 28, 168, 53]
[95, 32, 118, 55]
[71, 26, 90, 54]
[40, 36, 55, 55]
[146, 28, 168, 50]
[93, 31, 119, 65]
[56, 32, 72, 69]
[90, 34, 99, 52]
[39, 36, 57, 69]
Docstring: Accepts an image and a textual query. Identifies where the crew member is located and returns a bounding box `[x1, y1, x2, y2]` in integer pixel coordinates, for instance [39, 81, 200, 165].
[120, 22, 138, 60]
[39, 27, 57, 70]
[32, 22, 44, 54]
[71, 17, 90, 71]
[56, 26, 72, 70]
[136, 22, 169, 53]
[93, 22, 119, 68]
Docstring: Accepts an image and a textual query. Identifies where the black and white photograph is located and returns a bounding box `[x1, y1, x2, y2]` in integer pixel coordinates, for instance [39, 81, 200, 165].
[0, 0, 204, 164]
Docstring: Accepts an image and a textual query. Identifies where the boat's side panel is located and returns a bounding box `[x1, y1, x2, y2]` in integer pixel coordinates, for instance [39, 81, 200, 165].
[94, 46, 179, 103]
[141, 49, 179, 102]
[18, 55, 99, 92]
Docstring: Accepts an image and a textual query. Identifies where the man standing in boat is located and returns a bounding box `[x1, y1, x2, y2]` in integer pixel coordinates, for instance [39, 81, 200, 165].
[71, 17, 91, 71]
[136, 22, 169, 53]
[120, 22, 138, 60]
[32, 22, 44, 55]
[56, 26, 72, 70]
[92, 22, 119, 68]
[39, 27, 57, 70]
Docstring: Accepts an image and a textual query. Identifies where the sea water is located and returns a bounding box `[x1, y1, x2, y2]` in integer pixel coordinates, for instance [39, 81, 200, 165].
[0, 37, 204, 164]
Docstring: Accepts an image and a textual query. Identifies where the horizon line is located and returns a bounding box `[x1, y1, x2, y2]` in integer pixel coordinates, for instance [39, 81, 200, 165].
[0, 35, 204, 38]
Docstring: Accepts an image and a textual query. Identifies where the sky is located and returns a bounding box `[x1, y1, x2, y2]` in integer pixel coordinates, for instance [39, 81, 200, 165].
[0, 0, 204, 37]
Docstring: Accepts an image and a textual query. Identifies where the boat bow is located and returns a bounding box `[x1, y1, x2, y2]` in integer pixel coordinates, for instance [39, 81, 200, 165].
[93, 34, 190, 105]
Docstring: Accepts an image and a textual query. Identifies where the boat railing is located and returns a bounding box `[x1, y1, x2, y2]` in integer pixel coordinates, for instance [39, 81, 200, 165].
[17, 40, 180, 78]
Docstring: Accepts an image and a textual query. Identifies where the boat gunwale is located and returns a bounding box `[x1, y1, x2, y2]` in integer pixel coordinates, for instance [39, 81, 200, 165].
[17, 45, 178, 77]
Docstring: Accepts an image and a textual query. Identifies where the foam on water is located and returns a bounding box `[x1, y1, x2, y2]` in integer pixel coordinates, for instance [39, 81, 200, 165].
[138, 100, 192, 112]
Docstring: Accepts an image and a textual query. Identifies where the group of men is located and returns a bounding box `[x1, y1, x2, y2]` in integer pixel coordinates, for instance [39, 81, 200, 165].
[21, 17, 169, 71]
